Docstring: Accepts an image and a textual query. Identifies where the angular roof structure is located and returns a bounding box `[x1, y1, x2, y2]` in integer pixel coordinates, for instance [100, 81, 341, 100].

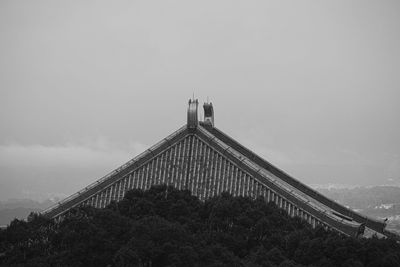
[42, 99, 397, 239]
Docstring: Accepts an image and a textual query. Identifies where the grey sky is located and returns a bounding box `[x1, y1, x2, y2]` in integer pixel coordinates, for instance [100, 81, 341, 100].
[1, 1, 399, 201]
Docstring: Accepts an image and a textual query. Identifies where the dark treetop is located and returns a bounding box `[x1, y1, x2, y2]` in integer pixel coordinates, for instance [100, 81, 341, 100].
[1, 185, 399, 267]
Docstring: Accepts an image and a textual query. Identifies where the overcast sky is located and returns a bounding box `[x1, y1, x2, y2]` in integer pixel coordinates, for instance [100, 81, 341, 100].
[1, 1, 399, 201]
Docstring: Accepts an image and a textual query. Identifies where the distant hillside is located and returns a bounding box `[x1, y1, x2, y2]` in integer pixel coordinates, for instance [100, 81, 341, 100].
[316, 186, 400, 233]
[315, 186, 400, 209]
[1, 185, 400, 266]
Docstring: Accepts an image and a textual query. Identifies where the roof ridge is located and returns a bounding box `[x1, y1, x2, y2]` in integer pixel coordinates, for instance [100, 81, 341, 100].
[42, 125, 188, 218]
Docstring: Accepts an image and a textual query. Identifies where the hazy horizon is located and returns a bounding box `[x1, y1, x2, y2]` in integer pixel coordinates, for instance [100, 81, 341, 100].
[1, 1, 399, 201]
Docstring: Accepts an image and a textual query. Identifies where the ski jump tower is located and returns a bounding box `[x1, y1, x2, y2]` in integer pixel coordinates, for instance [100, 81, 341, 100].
[43, 99, 395, 238]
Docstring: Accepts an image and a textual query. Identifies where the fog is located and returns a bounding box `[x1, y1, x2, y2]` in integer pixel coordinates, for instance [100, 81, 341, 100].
[1, 0, 399, 200]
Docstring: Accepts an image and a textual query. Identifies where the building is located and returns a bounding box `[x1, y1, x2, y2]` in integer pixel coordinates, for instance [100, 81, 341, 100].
[42, 99, 396, 239]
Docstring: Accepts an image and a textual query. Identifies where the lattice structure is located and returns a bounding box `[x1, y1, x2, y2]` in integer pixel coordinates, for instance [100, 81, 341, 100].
[42, 100, 397, 239]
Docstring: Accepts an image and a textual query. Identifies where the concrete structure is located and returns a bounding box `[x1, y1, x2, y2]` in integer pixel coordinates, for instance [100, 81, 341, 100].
[42, 100, 397, 239]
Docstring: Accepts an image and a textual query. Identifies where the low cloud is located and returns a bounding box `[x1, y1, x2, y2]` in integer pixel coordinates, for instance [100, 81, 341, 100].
[235, 128, 400, 187]
[0, 140, 148, 201]
[1, 135, 399, 201]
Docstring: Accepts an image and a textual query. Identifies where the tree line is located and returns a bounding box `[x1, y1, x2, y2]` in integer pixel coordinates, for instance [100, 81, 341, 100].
[1, 185, 399, 266]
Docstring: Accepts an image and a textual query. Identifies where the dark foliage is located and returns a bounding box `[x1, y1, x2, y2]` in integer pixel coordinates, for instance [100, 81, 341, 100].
[1, 185, 399, 266]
